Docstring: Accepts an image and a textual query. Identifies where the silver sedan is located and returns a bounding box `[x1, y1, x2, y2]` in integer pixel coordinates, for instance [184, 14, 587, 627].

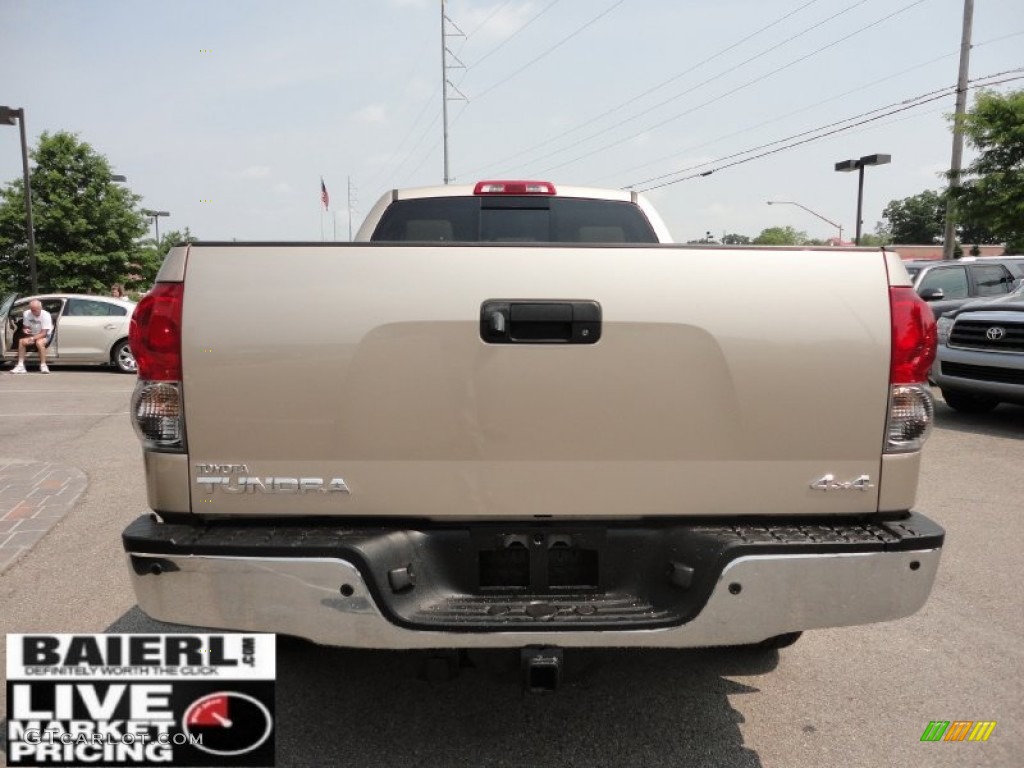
[2, 293, 137, 373]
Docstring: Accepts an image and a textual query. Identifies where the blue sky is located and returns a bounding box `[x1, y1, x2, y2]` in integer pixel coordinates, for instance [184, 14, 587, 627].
[1, 0, 1021, 242]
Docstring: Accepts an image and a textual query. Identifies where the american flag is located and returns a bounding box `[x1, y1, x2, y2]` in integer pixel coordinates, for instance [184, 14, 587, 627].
[320, 177, 329, 210]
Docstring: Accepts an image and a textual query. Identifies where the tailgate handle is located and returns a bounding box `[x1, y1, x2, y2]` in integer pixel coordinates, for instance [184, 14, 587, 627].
[480, 300, 601, 344]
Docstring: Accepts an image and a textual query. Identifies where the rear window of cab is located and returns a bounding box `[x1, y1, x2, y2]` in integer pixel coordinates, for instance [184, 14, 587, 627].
[370, 196, 659, 243]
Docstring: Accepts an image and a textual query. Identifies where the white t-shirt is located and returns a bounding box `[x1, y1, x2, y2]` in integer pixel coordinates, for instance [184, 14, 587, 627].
[23, 308, 54, 337]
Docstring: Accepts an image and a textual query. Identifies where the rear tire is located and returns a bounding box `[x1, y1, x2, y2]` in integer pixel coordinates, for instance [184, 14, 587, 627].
[941, 389, 998, 413]
[112, 339, 137, 374]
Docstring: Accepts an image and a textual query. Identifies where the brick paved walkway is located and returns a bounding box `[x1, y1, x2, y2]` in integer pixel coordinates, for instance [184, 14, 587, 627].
[0, 459, 87, 573]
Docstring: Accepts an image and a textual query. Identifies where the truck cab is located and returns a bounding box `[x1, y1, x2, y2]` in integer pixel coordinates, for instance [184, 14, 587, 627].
[355, 180, 674, 244]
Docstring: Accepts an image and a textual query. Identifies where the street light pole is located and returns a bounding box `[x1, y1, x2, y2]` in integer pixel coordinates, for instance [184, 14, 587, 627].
[856, 164, 866, 246]
[141, 209, 170, 247]
[766, 200, 843, 243]
[0, 106, 38, 292]
[834, 153, 891, 245]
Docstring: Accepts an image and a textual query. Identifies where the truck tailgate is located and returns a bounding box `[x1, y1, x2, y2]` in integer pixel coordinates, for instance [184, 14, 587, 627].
[180, 245, 892, 518]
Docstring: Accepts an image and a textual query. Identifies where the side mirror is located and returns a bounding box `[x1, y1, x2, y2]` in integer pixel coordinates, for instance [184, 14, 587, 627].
[919, 287, 945, 301]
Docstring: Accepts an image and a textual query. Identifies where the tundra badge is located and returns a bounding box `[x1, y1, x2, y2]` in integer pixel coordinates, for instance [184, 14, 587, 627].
[196, 476, 351, 494]
[195, 464, 350, 494]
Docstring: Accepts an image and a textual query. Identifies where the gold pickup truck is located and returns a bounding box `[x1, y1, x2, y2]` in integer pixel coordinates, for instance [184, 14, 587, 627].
[122, 181, 942, 685]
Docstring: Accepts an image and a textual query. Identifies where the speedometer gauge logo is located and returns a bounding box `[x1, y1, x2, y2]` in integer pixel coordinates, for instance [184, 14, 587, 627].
[183, 691, 274, 757]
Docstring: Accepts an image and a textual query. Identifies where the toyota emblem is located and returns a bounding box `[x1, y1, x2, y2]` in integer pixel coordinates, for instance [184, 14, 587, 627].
[986, 326, 1006, 341]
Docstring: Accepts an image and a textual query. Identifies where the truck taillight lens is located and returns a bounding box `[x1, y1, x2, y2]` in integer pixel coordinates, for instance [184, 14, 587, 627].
[130, 282, 183, 381]
[131, 382, 185, 451]
[885, 385, 934, 452]
[886, 286, 937, 453]
[130, 282, 185, 451]
[889, 287, 936, 384]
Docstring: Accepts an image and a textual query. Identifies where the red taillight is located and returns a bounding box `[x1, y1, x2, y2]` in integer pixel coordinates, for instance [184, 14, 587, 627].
[473, 180, 556, 195]
[130, 282, 183, 381]
[889, 286, 936, 384]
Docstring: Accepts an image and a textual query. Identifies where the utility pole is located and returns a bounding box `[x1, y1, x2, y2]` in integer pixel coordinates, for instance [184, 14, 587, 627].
[440, 0, 466, 184]
[942, 0, 974, 260]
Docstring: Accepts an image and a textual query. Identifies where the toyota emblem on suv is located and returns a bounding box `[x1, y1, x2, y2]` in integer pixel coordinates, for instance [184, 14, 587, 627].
[986, 326, 1006, 340]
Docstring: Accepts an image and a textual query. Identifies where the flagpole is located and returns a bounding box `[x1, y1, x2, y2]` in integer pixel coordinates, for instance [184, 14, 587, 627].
[320, 176, 326, 241]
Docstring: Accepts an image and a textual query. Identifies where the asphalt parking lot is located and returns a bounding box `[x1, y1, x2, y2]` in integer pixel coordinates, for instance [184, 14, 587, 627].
[1, 369, 1022, 767]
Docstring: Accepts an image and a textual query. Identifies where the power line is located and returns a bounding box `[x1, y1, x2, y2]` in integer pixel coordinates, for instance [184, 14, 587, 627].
[586, 29, 1024, 186]
[977, 29, 1024, 46]
[634, 70, 1024, 192]
[626, 66, 1022, 189]
[631, 86, 970, 190]
[534, 0, 928, 176]
[460, 0, 833, 177]
[362, 24, 442, 194]
[471, 0, 624, 101]
[364, 89, 440, 194]
[489, 0, 883, 176]
[629, 84, 961, 188]
[431, 1, 624, 183]
[466, 0, 517, 37]
[387, 108, 443, 189]
[467, 0, 563, 69]
[373, 2, 465, 192]
[401, 129, 448, 186]
[542, 0, 826, 149]
[591, 53, 955, 186]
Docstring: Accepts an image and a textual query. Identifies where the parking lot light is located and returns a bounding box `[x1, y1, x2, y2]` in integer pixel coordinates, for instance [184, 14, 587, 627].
[141, 209, 171, 245]
[0, 105, 38, 292]
[835, 154, 891, 245]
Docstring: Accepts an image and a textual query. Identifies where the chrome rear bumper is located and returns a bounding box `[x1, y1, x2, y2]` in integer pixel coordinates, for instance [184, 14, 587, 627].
[125, 540, 941, 649]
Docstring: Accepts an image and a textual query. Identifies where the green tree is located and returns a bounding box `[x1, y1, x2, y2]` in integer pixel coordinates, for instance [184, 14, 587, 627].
[722, 233, 751, 245]
[0, 131, 149, 293]
[957, 218, 1000, 247]
[753, 226, 807, 245]
[130, 227, 199, 293]
[858, 232, 890, 247]
[881, 190, 944, 244]
[949, 89, 1024, 253]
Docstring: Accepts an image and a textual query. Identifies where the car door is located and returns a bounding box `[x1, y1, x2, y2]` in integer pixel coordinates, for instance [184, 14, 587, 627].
[57, 298, 126, 361]
[1, 292, 16, 361]
[917, 265, 969, 318]
[969, 263, 1015, 299]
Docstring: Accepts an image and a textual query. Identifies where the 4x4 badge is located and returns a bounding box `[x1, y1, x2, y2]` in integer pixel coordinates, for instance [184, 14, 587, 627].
[810, 474, 874, 492]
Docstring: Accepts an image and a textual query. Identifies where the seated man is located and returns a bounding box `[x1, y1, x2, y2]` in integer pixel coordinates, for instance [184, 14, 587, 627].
[12, 300, 54, 374]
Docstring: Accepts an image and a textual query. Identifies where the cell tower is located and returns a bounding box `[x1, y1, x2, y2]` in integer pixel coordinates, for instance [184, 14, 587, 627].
[441, 0, 467, 184]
